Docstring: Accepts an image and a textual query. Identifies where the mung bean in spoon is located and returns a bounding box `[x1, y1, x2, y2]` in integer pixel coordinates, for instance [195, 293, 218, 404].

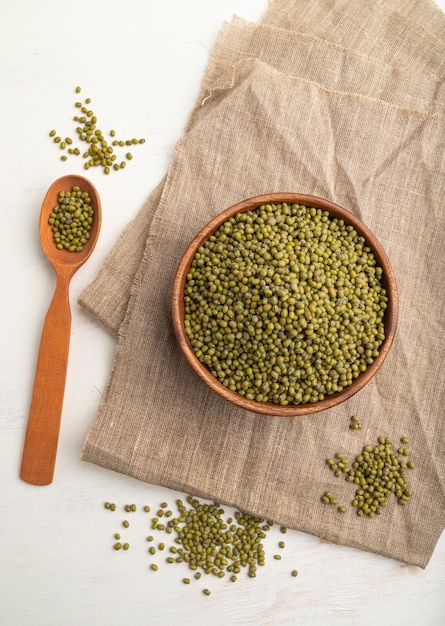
[20, 175, 101, 485]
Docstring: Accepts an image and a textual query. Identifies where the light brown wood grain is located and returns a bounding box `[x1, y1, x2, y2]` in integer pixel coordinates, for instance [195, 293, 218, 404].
[20, 175, 102, 485]
[172, 193, 398, 417]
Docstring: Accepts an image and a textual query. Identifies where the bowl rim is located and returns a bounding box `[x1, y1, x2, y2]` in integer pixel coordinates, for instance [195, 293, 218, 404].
[172, 193, 398, 416]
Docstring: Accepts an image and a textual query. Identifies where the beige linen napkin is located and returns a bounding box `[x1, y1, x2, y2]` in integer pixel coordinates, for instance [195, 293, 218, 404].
[80, 1, 445, 333]
[79, 2, 445, 567]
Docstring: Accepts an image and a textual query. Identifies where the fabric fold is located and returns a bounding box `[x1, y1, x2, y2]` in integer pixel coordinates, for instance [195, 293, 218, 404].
[262, 0, 445, 78]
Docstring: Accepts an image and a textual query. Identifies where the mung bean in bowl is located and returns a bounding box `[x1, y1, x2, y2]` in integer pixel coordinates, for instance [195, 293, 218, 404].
[172, 193, 398, 416]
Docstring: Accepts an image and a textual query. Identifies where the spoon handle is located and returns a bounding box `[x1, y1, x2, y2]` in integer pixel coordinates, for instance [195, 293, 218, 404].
[20, 274, 72, 485]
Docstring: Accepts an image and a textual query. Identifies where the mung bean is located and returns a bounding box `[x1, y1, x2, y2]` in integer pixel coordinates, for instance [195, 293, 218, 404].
[48, 186, 94, 252]
[326, 435, 415, 516]
[49, 86, 146, 173]
[184, 203, 387, 406]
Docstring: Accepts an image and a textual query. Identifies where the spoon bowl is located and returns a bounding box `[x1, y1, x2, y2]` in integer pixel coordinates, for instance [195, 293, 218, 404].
[20, 175, 101, 485]
[39, 174, 101, 273]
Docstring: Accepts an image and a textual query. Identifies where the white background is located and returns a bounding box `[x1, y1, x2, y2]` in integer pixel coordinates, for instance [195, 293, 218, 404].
[1, 1, 444, 624]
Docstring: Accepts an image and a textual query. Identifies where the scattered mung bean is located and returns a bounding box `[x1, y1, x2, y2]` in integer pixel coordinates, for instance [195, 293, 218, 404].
[350, 415, 362, 430]
[104, 496, 301, 592]
[49, 86, 146, 173]
[326, 434, 414, 516]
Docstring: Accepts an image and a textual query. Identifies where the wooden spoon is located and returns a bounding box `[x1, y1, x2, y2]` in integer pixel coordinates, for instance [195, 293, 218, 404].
[20, 175, 102, 485]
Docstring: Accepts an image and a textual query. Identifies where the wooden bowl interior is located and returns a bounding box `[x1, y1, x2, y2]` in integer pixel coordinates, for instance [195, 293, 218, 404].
[172, 193, 398, 416]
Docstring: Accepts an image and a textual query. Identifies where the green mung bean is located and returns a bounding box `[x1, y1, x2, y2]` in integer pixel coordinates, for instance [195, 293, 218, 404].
[103, 496, 300, 587]
[350, 415, 362, 430]
[184, 202, 387, 406]
[327, 435, 415, 516]
[49, 86, 146, 173]
[48, 186, 93, 252]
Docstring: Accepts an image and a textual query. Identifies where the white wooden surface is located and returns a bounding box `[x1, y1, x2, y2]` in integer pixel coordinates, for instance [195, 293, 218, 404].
[1, 1, 444, 624]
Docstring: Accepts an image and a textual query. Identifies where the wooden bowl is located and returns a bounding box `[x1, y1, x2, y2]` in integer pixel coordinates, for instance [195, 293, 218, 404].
[172, 193, 398, 416]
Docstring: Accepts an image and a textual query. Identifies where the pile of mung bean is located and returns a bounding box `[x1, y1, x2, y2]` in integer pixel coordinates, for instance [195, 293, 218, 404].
[184, 202, 388, 406]
[49, 86, 145, 174]
[103, 495, 299, 594]
[48, 185, 94, 252]
[323, 427, 415, 517]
